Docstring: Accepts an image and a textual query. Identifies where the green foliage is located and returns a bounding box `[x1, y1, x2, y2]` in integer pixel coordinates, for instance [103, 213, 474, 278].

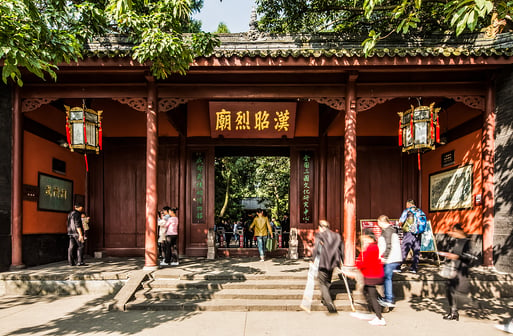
[215, 22, 230, 33]
[255, 0, 512, 54]
[0, 0, 219, 86]
[215, 156, 290, 222]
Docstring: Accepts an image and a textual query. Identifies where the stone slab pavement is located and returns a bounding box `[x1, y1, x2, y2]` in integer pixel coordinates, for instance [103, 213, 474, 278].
[0, 293, 511, 336]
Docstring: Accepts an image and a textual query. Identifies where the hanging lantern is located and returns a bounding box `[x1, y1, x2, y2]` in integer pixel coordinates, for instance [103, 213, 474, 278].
[397, 102, 440, 169]
[65, 103, 103, 154]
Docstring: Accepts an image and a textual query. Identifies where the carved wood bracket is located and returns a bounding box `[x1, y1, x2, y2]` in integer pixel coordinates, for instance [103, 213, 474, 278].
[159, 98, 190, 113]
[112, 98, 147, 112]
[356, 98, 390, 112]
[22, 98, 57, 113]
[451, 96, 485, 111]
[313, 97, 346, 111]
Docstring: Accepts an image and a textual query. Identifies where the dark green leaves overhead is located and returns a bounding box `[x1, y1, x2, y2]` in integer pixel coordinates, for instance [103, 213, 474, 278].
[255, 0, 512, 55]
[0, 0, 219, 86]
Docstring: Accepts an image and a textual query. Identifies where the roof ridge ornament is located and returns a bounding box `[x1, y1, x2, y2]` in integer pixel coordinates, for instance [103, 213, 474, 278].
[246, 6, 266, 41]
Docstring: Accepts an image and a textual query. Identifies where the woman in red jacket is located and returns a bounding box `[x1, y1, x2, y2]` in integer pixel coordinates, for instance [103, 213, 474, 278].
[354, 229, 386, 326]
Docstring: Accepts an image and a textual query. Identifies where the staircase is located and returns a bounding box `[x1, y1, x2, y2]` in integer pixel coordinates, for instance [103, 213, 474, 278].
[125, 258, 361, 312]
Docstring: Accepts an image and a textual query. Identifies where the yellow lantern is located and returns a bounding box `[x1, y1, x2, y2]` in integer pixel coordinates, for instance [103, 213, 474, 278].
[65, 104, 103, 154]
[398, 102, 440, 169]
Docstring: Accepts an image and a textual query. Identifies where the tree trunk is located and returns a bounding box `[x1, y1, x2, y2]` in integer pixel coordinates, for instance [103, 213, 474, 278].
[219, 171, 231, 217]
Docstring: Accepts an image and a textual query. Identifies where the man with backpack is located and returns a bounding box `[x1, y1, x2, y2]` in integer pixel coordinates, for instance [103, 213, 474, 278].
[398, 199, 427, 273]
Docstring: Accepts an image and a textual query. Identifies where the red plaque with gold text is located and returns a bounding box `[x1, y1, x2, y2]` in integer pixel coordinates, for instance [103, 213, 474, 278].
[209, 102, 296, 138]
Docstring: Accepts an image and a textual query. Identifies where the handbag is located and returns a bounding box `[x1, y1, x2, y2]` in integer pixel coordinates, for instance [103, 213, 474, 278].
[439, 260, 458, 279]
[266, 235, 277, 251]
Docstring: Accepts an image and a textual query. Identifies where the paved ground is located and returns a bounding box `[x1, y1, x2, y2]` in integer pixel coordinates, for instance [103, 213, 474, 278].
[0, 294, 510, 336]
[0, 257, 512, 335]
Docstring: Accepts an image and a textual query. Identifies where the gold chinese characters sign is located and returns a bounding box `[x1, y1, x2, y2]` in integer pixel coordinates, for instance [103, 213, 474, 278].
[209, 102, 297, 139]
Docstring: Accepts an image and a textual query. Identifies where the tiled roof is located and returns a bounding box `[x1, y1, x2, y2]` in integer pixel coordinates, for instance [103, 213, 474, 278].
[85, 32, 513, 59]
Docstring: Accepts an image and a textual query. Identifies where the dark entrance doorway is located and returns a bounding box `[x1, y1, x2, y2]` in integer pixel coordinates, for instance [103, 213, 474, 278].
[214, 147, 290, 256]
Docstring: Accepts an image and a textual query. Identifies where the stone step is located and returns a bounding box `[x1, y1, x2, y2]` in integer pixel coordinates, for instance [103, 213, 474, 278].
[142, 279, 353, 290]
[134, 288, 361, 301]
[125, 297, 364, 312]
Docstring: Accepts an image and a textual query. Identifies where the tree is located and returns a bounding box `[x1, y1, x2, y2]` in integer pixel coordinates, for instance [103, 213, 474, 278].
[214, 156, 290, 222]
[255, 0, 512, 54]
[215, 22, 230, 33]
[254, 156, 290, 219]
[0, 0, 219, 86]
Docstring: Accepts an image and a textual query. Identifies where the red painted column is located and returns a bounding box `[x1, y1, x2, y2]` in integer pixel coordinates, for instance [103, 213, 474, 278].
[178, 135, 186, 255]
[343, 72, 358, 266]
[482, 81, 495, 267]
[319, 135, 327, 221]
[11, 86, 24, 268]
[144, 77, 159, 269]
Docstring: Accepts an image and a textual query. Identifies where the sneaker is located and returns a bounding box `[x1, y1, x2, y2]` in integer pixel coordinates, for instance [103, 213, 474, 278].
[350, 312, 375, 321]
[368, 317, 386, 326]
[260, 257, 265, 262]
[384, 301, 396, 308]
[377, 298, 386, 307]
[160, 261, 169, 266]
[495, 321, 513, 333]
[170, 261, 179, 266]
[409, 269, 417, 274]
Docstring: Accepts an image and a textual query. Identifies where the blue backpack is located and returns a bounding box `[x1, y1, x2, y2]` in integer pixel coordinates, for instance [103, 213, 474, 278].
[405, 208, 427, 234]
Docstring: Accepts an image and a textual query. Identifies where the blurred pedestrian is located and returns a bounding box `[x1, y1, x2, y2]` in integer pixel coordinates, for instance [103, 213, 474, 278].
[346, 228, 386, 326]
[377, 215, 402, 308]
[439, 223, 472, 321]
[311, 220, 344, 313]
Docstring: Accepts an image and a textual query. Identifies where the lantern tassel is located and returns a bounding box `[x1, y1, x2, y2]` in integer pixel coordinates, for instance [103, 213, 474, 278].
[65, 116, 71, 147]
[84, 153, 89, 172]
[418, 151, 421, 171]
[410, 109, 414, 140]
[436, 114, 440, 143]
[398, 119, 402, 146]
[430, 106, 434, 141]
[99, 120, 103, 150]
[83, 114, 88, 146]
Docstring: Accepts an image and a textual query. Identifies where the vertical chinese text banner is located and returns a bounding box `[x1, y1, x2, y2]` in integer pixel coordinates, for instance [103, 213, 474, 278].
[191, 152, 206, 224]
[299, 151, 314, 223]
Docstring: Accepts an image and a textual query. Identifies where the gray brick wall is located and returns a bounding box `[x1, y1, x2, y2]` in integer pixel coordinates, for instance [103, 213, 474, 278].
[0, 84, 12, 271]
[494, 64, 513, 273]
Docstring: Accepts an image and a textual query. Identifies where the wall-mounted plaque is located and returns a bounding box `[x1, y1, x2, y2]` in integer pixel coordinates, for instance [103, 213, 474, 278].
[441, 150, 455, 168]
[209, 102, 296, 139]
[38, 173, 73, 212]
[429, 165, 473, 212]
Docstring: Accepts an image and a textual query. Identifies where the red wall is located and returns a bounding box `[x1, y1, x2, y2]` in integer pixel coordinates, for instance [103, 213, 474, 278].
[421, 130, 483, 235]
[23, 132, 86, 234]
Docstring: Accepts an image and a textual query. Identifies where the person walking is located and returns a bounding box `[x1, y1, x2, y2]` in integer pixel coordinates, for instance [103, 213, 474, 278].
[439, 223, 473, 321]
[249, 209, 273, 261]
[346, 229, 386, 326]
[311, 220, 344, 313]
[377, 215, 402, 308]
[398, 199, 427, 273]
[67, 203, 85, 266]
[161, 207, 179, 266]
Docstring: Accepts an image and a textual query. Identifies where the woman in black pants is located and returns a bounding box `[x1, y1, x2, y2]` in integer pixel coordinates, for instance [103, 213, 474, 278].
[440, 223, 472, 321]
